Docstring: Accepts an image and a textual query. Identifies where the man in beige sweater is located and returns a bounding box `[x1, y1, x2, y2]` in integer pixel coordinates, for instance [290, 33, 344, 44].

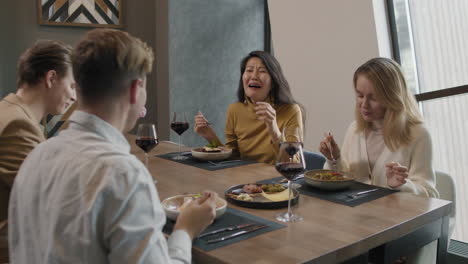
[0, 40, 76, 220]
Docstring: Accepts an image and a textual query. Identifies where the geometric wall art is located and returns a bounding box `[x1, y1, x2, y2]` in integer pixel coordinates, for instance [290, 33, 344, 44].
[38, 0, 122, 28]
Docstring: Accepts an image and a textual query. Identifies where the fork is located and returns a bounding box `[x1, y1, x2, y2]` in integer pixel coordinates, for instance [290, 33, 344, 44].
[208, 160, 242, 166]
[324, 132, 337, 171]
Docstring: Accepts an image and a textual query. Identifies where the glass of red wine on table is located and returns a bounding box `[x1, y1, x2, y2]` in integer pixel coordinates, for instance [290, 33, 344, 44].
[171, 112, 190, 160]
[275, 131, 305, 223]
[136, 124, 159, 168]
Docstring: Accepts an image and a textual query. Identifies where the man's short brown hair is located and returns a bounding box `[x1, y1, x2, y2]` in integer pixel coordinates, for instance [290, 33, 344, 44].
[17, 40, 72, 88]
[72, 29, 154, 104]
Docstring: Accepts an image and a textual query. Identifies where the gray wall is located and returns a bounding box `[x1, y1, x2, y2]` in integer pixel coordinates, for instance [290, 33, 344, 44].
[0, 0, 158, 126]
[0, 1, 89, 97]
[168, 0, 265, 147]
[0, 0, 265, 147]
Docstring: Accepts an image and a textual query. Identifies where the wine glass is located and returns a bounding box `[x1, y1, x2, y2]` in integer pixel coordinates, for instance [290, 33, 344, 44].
[170, 112, 190, 160]
[281, 126, 304, 189]
[136, 123, 159, 168]
[275, 141, 305, 223]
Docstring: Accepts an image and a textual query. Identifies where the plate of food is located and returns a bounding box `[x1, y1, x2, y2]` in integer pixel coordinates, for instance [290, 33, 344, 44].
[191, 142, 232, 161]
[304, 169, 355, 191]
[162, 193, 227, 221]
[225, 183, 299, 209]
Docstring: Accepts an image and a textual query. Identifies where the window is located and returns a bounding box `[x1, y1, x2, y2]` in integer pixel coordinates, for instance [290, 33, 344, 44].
[388, 0, 468, 243]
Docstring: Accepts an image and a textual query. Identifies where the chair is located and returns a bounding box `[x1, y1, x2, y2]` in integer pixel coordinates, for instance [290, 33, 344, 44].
[0, 220, 8, 263]
[404, 171, 456, 264]
[435, 170, 456, 239]
[303, 151, 326, 170]
[41, 101, 77, 138]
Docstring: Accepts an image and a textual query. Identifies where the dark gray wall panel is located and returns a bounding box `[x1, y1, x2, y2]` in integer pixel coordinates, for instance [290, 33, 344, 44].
[168, 0, 265, 147]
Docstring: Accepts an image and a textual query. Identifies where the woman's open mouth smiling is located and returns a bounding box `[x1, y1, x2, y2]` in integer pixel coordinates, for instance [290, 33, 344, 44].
[248, 83, 262, 89]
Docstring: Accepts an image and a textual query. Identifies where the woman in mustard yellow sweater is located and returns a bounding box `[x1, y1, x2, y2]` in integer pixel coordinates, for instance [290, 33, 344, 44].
[194, 51, 303, 164]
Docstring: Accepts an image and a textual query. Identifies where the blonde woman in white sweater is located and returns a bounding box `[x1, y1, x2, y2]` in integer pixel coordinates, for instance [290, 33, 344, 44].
[319, 57, 439, 198]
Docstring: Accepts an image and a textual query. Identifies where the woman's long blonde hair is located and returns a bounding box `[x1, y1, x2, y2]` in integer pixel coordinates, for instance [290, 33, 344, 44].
[353, 57, 423, 151]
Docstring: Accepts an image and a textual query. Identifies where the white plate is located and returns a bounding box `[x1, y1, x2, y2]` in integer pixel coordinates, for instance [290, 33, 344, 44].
[191, 147, 232, 161]
[161, 194, 227, 221]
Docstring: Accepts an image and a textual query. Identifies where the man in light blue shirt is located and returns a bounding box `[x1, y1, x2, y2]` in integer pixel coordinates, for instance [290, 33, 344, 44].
[9, 29, 217, 264]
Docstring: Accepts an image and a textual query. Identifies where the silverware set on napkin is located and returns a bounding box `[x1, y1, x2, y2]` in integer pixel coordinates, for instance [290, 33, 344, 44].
[208, 160, 242, 166]
[197, 223, 267, 244]
[346, 188, 379, 199]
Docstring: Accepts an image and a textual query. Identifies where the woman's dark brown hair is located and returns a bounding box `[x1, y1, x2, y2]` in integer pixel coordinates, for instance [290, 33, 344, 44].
[237, 51, 297, 105]
[16, 40, 72, 88]
[236, 50, 306, 126]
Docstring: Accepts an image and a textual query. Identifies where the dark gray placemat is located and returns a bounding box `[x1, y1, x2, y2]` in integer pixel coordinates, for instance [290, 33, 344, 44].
[257, 177, 399, 207]
[163, 207, 285, 251]
[155, 152, 257, 171]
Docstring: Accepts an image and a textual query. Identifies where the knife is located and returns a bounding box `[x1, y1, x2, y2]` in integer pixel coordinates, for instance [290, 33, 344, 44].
[206, 224, 268, 244]
[197, 223, 255, 238]
[346, 188, 379, 199]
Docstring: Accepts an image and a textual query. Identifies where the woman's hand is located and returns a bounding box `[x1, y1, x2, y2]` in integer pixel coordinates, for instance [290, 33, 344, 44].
[194, 112, 217, 141]
[385, 162, 408, 188]
[319, 132, 340, 161]
[255, 102, 281, 141]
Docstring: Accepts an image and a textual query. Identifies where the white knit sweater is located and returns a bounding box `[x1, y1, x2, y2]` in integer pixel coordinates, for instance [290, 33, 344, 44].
[325, 121, 439, 198]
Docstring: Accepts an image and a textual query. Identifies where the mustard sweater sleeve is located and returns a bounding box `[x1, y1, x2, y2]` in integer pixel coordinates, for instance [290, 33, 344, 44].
[282, 104, 303, 142]
[224, 104, 240, 158]
[224, 102, 304, 164]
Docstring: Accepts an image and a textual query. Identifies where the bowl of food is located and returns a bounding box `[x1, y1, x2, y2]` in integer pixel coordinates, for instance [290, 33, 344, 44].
[191, 143, 232, 161]
[161, 193, 227, 221]
[304, 169, 355, 191]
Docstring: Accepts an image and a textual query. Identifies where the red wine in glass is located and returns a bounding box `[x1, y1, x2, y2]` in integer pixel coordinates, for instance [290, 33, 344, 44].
[136, 137, 159, 153]
[170, 122, 189, 135]
[275, 141, 305, 223]
[275, 162, 305, 180]
[171, 112, 189, 160]
[136, 123, 158, 168]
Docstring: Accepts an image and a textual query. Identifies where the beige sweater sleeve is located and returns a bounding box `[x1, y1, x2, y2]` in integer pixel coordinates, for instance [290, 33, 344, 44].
[396, 126, 439, 198]
[325, 123, 439, 198]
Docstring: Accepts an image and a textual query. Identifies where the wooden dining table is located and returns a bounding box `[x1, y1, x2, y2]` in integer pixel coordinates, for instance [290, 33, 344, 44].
[129, 135, 452, 264]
